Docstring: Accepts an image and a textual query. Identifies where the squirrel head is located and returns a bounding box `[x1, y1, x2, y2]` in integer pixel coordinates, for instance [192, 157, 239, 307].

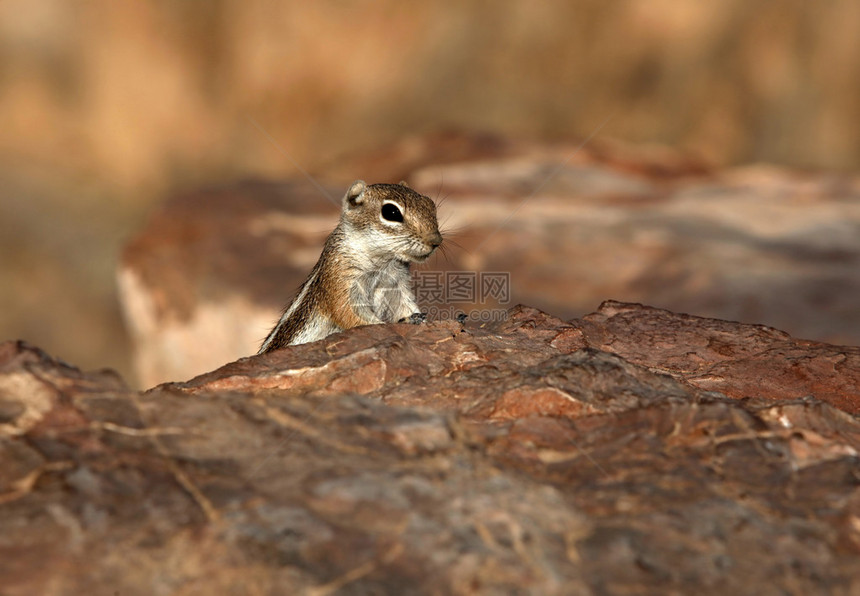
[340, 180, 443, 263]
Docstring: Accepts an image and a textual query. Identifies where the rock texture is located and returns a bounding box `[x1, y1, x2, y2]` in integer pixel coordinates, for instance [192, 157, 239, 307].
[1, 303, 859, 594]
[119, 133, 860, 387]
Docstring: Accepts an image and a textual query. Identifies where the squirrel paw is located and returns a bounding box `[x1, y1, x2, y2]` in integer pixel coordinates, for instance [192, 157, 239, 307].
[399, 312, 427, 324]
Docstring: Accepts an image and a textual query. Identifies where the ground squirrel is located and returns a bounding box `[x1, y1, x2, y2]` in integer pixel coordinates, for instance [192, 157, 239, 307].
[258, 180, 443, 354]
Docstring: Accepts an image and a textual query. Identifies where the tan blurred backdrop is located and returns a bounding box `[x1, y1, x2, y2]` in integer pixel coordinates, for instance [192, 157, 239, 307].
[1, 1, 859, 381]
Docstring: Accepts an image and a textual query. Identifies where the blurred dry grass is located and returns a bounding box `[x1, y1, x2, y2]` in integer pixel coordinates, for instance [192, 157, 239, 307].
[1, 1, 859, 381]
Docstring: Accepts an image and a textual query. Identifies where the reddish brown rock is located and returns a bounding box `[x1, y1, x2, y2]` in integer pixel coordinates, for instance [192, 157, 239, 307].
[172, 303, 859, 417]
[118, 179, 346, 387]
[118, 134, 860, 387]
[575, 300, 860, 415]
[2, 300, 860, 593]
[2, 302, 860, 594]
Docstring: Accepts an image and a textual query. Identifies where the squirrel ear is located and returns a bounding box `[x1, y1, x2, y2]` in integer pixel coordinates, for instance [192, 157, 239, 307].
[398, 180, 410, 188]
[344, 180, 366, 208]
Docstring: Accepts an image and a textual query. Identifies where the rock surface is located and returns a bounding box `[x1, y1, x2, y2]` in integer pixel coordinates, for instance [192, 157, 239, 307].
[119, 133, 860, 387]
[1, 303, 859, 594]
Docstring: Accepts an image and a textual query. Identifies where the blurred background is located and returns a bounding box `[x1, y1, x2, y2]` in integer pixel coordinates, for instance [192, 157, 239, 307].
[2, 1, 859, 380]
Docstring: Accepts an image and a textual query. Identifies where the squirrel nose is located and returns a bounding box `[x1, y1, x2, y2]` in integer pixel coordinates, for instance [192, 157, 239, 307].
[428, 232, 443, 248]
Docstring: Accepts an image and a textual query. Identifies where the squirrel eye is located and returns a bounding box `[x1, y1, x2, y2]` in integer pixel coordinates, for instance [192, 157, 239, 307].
[381, 203, 404, 223]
